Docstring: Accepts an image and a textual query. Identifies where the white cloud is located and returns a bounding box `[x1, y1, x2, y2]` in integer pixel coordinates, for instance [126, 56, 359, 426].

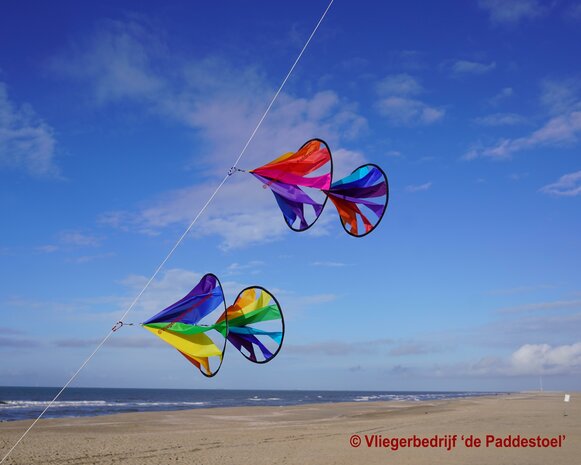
[489, 87, 514, 106]
[375, 74, 444, 126]
[405, 182, 432, 193]
[57, 19, 369, 248]
[388, 342, 444, 356]
[286, 338, 392, 356]
[463, 111, 581, 160]
[474, 112, 528, 126]
[566, 3, 581, 20]
[311, 261, 347, 267]
[67, 252, 115, 264]
[540, 78, 581, 115]
[36, 244, 59, 254]
[478, 0, 545, 24]
[0, 82, 59, 177]
[225, 260, 265, 276]
[386, 150, 403, 158]
[510, 343, 581, 375]
[540, 171, 581, 197]
[376, 73, 422, 96]
[331, 147, 367, 178]
[50, 19, 165, 105]
[376, 97, 444, 126]
[100, 177, 289, 249]
[428, 342, 581, 377]
[59, 230, 102, 247]
[448, 60, 496, 75]
[499, 299, 581, 313]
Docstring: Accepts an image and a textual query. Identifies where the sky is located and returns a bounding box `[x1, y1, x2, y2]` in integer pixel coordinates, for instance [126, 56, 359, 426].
[1, 0, 580, 392]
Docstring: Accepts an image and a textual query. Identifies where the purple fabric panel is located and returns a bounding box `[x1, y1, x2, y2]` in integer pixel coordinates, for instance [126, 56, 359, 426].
[252, 173, 321, 206]
[143, 274, 220, 325]
[328, 182, 387, 199]
[252, 172, 324, 230]
[227, 332, 257, 362]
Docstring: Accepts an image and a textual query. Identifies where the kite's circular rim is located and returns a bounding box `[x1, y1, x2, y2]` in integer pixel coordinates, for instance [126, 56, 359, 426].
[230, 285, 285, 364]
[338, 163, 389, 238]
[285, 137, 334, 233]
[199, 272, 229, 378]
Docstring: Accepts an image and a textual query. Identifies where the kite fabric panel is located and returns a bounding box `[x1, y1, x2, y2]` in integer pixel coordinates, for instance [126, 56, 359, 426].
[250, 139, 389, 237]
[325, 164, 388, 237]
[250, 138, 332, 231]
[220, 287, 284, 363]
[142, 274, 284, 377]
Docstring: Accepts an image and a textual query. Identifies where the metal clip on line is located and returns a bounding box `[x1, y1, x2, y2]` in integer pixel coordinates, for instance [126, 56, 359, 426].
[111, 321, 134, 332]
[228, 166, 246, 176]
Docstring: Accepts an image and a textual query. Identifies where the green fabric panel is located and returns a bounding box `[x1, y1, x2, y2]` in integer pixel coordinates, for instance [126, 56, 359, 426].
[228, 304, 281, 327]
[144, 321, 227, 336]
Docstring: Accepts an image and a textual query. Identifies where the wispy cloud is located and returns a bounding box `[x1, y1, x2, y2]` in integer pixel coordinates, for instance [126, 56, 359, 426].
[225, 260, 265, 276]
[54, 336, 160, 349]
[540, 78, 581, 115]
[489, 87, 514, 106]
[376, 73, 422, 96]
[375, 74, 444, 126]
[50, 18, 165, 105]
[388, 342, 445, 356]
[36, 244, 59, 254]
[466, 78, 581, 161]
[487, 284, 553, 295]
[377, 98, 445, 126]
[540, 171, 581, 197]
[565, 3, 581, 21]
[0, 82, 59, 177]
[0, 336, 41, 348]
[444, 59, 496, 76]
[463, 111, 581, 160]
[386, 150, 403, 158]
[286, 338, 393, 356]
[66, 252, 115, 264]
[57, 19, 368, 249]
[478, 0, 545, 24]
[498, 299, 581, 314]
[59, 230, 102, 247]
[473, 112, 528, 126]
[311, 261, 347, 267]
[405, 182, 432, 193]
[386, 50, 426, 71]
[416, 342, 581, 378]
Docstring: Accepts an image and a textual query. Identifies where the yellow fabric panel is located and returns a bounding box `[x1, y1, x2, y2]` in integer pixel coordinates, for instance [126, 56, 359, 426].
[144, 326, 222, 358]
[227, 288, 270, 320]
[263, 151, 296, 167]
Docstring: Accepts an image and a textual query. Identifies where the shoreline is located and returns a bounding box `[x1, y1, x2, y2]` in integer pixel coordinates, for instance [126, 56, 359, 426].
[0, 388, 509, 422]
[1, 392, 578, 465]
[1, 391, 511, 425]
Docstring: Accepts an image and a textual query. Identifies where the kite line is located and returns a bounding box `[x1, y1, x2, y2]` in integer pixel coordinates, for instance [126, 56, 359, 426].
[0, 1, 334, 463]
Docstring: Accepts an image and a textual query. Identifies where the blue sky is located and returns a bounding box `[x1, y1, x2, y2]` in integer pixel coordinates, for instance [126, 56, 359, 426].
[1, 0, 580, 392]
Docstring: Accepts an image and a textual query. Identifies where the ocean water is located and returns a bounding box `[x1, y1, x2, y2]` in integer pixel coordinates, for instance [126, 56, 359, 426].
[0, 387, 503, 422]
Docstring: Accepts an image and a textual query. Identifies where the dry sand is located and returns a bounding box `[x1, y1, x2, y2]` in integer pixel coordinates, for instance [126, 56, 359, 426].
[1, 392, 579, 465]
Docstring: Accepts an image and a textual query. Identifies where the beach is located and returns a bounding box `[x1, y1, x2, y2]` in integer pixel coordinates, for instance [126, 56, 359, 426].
[0, 392, 578, 465]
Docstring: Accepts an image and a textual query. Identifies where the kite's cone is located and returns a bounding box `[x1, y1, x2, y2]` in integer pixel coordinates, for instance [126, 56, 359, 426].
[325, 164, 389, 237]
[250, 139, 389, 236]
[143, 274, 284, 377]
[222, 287, 284, 363]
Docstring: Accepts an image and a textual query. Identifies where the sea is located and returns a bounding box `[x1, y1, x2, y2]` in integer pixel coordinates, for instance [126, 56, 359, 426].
[0, 387, 504, 422]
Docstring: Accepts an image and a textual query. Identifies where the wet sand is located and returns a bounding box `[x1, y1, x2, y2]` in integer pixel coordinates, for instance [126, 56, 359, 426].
[0, 392, 578, 464]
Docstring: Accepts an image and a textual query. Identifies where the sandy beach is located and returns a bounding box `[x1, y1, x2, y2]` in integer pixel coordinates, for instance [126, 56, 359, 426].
[0, 392, 578, 465]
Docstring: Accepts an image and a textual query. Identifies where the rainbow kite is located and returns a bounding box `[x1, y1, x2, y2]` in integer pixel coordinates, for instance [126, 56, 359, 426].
[143, 274, 284, 377]
[249, 138, 389, 237]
